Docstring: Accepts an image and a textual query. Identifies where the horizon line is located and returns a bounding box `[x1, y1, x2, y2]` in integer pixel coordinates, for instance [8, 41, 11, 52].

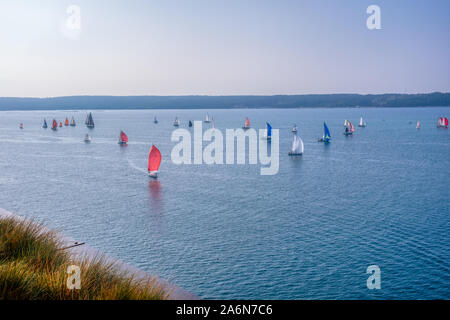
[1, 91, 449, 99]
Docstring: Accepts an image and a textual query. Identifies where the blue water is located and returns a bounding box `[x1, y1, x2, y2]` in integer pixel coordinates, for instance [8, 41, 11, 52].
[0, 107, 449, 299]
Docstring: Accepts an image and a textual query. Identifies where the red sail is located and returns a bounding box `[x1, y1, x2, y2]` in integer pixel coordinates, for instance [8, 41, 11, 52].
[444, 117, 449, 126]
[120, 131, 128, 143]
[349, 121, 354, 132]
[52, 119, 58, 129]
[244, 117, 250, 127]
[148, 145, 161, 172]
[64, 118, 69, 126]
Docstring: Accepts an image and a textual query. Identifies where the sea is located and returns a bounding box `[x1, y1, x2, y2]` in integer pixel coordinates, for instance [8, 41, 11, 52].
[0, 107, 449, 299]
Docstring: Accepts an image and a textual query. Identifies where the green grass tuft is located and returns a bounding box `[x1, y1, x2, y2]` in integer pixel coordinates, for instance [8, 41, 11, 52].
[0, 216, 167, 300]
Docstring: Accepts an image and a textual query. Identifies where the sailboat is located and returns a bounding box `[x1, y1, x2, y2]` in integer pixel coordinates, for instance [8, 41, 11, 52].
[188, 120, 193, 127]
[292, 124, 297, 133]
[86, 112, 95, 128]
[43, 119, 48, 129]
[288, 133, 304, 156]
[59, 121, 63, 127]
[437, 117, 449, 128]
[51, 119, 58, 131]
[358, 117, 366, 127]
[118, 131, 128, 145]
[204, 113, 211, 123]
[148, 145, 162, 178]
[416, 121, 421, 129]
[84, 134, 91, 143]
[318, 122, 331, 143]
[264, 122, 272, 140]
[173, 117, 180, 126]
[154, 116, 158, 124]
[19, 123, 24, 129]
[70, 116, 76, 126]
[64, 117, 69, 126]
[344, 120, 354, 135]
[242, 117, 250, 130]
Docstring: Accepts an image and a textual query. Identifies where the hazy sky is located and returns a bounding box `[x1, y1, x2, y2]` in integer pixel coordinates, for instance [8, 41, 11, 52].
[0, 0, 449, 97]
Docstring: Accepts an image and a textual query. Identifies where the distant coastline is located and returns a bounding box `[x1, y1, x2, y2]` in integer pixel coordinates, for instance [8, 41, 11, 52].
[0, 92, 449, 110]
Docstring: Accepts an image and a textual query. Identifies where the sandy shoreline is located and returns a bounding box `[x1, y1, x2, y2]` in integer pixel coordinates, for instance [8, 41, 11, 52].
[0, 208, 199, 300]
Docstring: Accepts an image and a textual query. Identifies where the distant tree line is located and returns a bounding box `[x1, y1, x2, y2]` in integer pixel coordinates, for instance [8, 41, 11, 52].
[0, 92, 449, 110]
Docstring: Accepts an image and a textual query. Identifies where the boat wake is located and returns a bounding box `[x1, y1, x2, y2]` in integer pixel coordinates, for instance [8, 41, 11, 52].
[126, 158, 147, 174]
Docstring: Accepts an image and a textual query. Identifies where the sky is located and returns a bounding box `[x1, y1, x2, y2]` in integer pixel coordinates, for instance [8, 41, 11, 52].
[0, 0, 449, 97]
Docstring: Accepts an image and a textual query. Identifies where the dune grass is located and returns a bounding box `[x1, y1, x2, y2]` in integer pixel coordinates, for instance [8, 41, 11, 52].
[0, 216, 168, 300]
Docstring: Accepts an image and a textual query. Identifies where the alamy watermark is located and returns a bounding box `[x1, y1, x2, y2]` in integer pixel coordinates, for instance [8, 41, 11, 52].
[366, 265, 381, 290]
[61, 5, 81, 39]
[367, 5, 381, 30]
[67, 265, 81, 290]
[171, 121, 279, 175]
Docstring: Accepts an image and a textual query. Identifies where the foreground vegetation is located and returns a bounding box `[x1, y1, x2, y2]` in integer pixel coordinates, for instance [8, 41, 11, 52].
[0, 216, 167, 300]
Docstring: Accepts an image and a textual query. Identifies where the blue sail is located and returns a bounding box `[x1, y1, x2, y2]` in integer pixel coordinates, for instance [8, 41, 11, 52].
[323, 122, 331, 142]
[266, 122, 272, 138]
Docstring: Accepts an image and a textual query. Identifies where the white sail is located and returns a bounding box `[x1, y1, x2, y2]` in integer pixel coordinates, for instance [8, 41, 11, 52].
[291, 134, 304, 154]
[298, 136, 304, 154]
[359, 117, 366, 127]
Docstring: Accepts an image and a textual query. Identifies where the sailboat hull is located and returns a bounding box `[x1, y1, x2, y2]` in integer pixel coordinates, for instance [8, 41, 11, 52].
[148, 171, 158, 178]
[288, 152, 302, 156]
